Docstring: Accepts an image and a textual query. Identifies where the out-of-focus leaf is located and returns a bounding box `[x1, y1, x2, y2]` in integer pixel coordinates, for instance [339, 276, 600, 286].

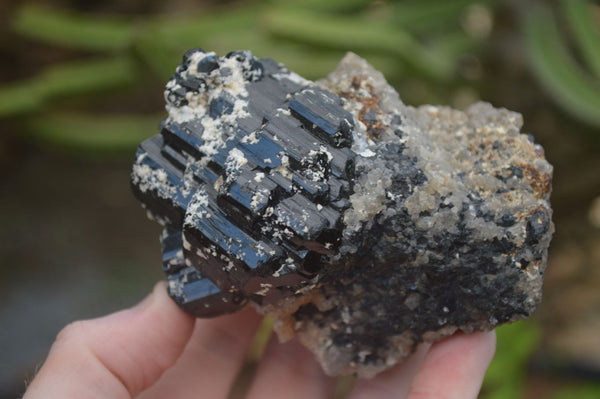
[524, 5, 600, 129]
[562, 0, 600, 78]
[268, 0, 373, 13]
[13, 4, 134, 51]
[0, 58, 135, 118]
[137, 5, 405, 82]
[143, 6, 259, 50]
[198, 28, 402, 80]
[0, 82, 42, 117]
[37, 58, 135, 97]
[550, 384, 600, 399]
[135, 33, 180, 79]
[27, 113, 160, 153]
[392, 0, 496, 34]
[481, 321, 540, 399]
[264, 8, 454, 81]
[203, 30, 343, 78]
[273, 49, 402, 82]
[135, 6, 260, 78]
[428, 31, 480, 67]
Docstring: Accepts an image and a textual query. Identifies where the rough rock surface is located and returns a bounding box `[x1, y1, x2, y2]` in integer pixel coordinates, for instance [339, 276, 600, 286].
[131, 49, 554, 377]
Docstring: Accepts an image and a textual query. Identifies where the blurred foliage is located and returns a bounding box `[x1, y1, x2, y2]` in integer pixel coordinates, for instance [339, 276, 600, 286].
[13, 5, 134, 51]
[550, 384, 600, 399]
[481, 320, 540, 399]
[523, 0, 600, 129]
[27, 113, 161, 154]
[1, 0, 600, 157]
[481, 321, 600, 399]
[0, 58, 135, 118]
[0, 0, 495, 156]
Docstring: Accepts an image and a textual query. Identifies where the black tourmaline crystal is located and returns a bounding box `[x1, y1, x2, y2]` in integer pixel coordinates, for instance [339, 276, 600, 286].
[131, 49, 553, 377]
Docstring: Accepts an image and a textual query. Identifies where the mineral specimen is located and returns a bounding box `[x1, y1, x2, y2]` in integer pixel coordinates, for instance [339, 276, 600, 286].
[131, 49, 553, 377]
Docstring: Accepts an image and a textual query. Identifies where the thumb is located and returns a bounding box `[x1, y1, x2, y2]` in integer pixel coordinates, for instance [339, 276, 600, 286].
[24, 282, 195, 399]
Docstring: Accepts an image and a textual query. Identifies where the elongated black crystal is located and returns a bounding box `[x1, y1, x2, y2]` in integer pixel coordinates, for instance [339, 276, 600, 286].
[132, 49, 355, 316]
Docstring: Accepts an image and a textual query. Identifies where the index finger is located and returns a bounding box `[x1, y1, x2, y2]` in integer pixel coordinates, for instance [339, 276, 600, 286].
[23, 282, 195, 399]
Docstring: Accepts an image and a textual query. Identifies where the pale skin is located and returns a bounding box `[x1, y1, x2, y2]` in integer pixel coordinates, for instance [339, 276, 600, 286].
[23, 282, 496, 399]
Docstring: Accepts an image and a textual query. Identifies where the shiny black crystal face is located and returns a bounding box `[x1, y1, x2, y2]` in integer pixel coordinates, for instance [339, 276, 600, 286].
[131, 49, 356, 317]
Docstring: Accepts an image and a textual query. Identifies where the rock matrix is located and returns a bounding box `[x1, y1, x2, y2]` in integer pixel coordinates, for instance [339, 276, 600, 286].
[131, 49, 553, 377]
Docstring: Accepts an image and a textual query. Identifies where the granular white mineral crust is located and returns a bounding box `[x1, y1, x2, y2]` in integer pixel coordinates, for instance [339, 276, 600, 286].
[131, 50, 554, 378]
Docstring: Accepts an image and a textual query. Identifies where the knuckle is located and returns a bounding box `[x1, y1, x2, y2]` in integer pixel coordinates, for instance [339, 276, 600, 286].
[54, 320, 88, 347]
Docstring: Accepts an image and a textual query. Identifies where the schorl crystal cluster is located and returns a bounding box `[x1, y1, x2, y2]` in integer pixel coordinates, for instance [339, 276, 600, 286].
[131, 49, 553, 377]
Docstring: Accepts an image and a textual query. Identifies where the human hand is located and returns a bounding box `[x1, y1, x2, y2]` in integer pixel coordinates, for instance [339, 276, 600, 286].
[23, 282, 496, 399]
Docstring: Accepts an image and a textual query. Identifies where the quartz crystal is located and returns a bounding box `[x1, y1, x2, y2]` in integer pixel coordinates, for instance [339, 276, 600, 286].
[131, 49, 553, 377]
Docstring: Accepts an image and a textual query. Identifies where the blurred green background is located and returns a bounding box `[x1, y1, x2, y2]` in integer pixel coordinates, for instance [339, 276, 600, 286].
[1, 0, 599, 398]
